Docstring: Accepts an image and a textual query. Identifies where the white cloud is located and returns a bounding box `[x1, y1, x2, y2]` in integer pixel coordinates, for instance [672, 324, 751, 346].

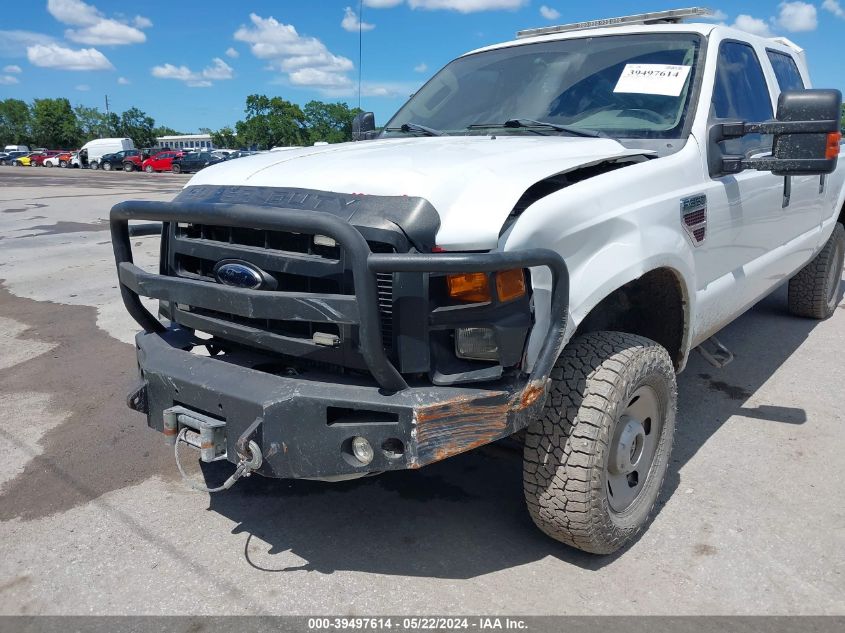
[75, 84, 90, 91]
[234, 13, 354, 88]
[225, 47, 239, 58]
[46, 0, 151, 46]
[364, 0, 403, 6]
[3, 65, 22, 74]
[776, 1, 817, 32]
[342, 7, 376, 32]
[202, 57, 234, 80]
[539, 5, 560, 20]
[731, 15, 773, 37]
[0, 75, 20, 85]
[702, 9, 728, 20]
[27, 43, 114, 70]
[0, 30, 58, 58]
[117, 76, 130, 84]
[823, 0, 845, 18]
[151, 57, 234, 87]
[408, 0, 528, 12]
[414, 62, 428, 73]
[320, 80, 421, 99]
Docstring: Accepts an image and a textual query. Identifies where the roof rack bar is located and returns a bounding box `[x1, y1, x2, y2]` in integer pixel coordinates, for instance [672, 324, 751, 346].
[516, 7, 714, 39]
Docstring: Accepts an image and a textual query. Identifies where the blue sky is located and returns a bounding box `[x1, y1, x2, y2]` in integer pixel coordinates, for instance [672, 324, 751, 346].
[1, 0, 843, 132]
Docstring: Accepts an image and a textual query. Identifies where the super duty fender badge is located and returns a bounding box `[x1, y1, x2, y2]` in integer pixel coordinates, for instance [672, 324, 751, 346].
[680, 194, 707, 246]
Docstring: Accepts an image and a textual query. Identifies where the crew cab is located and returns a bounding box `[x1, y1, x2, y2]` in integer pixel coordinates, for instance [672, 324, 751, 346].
[142, 150, 181, 173]
[111, 8, 844, 554]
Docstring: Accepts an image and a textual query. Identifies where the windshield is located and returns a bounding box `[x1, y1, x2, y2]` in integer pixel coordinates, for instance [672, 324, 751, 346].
[384, 33, 702, 139]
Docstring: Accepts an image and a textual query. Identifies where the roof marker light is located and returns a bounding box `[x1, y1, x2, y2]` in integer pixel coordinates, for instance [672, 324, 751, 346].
[516, 7, 714, 39]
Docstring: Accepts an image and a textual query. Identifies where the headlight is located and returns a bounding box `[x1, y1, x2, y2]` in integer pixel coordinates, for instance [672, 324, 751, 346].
[455, 327, 499, 361]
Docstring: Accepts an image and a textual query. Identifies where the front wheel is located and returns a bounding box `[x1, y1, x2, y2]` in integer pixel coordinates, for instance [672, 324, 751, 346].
[45, 161, 53, 168]
[787, 223, 844, 319]
[123, 162, 135, 172]
[59, 160, 68, 168]
[171, 164, 181, 174]
[102, 161, 112, 171]
[523, 331, 677, 554]
[144, 165, 154, 173]
[90, 161, 99, 170]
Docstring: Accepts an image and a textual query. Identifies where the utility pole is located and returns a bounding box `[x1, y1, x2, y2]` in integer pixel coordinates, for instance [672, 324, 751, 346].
[104, 94, 110, 117]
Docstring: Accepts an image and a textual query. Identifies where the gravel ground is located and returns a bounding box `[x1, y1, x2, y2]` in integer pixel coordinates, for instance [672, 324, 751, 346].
[0, 167, 843, 615]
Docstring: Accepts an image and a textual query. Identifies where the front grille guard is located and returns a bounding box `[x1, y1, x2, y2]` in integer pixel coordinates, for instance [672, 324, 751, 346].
[111, 200, 569, 395]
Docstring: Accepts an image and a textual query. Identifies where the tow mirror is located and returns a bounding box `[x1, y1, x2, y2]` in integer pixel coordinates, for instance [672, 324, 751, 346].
[352, 111, 377, 141]
[709, 89, 842, 177]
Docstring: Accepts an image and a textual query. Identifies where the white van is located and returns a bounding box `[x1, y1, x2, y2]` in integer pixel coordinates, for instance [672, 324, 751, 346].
[79, 138, 134, 169]
[4, 144, 30, 153]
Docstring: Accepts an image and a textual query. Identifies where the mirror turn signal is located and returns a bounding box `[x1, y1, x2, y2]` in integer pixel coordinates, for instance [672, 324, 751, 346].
[826, 132, 842, 160]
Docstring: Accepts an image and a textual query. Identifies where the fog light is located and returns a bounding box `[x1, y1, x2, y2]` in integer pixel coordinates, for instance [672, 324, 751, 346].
[455, 327, 498, 361]
[351, 436, 374, 465]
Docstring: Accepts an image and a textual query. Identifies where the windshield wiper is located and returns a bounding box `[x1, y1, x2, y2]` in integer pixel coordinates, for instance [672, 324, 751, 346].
[468, 119, 605, 138]
[384, 122, 445, 137]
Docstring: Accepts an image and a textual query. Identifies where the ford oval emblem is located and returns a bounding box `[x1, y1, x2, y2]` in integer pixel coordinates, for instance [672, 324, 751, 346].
[213, 260, 268, 290]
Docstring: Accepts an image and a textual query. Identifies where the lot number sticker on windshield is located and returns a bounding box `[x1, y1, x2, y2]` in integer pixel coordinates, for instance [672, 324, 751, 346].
[613, 64, 691, 97]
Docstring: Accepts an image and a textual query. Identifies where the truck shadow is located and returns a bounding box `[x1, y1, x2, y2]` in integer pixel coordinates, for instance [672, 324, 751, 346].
[203, 283, 827, 578]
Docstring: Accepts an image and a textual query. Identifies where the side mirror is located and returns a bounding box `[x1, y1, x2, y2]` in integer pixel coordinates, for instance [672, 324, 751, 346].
[352, 112, 376, 141]
[710, 89, 842, 177]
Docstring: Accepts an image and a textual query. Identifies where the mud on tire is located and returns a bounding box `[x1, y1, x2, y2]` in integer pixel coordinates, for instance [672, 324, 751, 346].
[523, 331, 677, 554]
[787, 223, 845, 320]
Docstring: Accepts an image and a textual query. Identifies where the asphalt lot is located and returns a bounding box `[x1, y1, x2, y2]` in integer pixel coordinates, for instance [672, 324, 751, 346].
[0, 167, 843, 615]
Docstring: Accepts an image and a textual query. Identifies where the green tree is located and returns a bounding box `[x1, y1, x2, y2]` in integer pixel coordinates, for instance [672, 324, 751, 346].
[234, 94, 306, 149]
[0, 99, 33, 147]
[32, 98, 80, 148]
[119, 107, 156, 148]
[210, 126, 240, 149]
[303, 100, 361, 144]
[152, 125, 181, 137]
[74, 105, 107, 142]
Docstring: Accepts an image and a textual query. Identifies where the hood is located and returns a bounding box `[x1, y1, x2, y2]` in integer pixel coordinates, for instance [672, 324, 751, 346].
[187, 136, 649, 250]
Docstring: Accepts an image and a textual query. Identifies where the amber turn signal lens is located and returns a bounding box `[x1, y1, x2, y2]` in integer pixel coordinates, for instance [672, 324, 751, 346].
[826, 132, 842, 160]
[446, 272, 491, 302]
[495, 268, 527, 302]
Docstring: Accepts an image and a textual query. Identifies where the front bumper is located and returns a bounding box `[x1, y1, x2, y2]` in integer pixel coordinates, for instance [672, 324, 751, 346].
[112, 197, 569, 478]
[133, 328, 547, 478]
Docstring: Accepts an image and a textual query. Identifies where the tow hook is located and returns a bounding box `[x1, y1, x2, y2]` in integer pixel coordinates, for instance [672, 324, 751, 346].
[165, 406, 264, 493]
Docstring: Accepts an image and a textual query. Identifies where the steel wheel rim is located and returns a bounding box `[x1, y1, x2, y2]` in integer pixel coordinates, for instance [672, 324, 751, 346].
[606, 385, 663, 513]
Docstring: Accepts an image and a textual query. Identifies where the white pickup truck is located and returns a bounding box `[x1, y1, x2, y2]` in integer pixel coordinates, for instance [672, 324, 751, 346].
[111, 8, 844, 554]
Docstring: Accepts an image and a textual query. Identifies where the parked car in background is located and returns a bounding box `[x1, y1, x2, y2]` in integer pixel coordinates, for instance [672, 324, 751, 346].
[3, 144, 30, 153]
[81, 138, 135, 169]
[98, 149, 144, 171]
[31, 150, 61, 167]
[170, 151, 222, 174]
[13, 152, 44, 167]
[141, 150, 181, 173]
[1, 151, 28, 166]
[121, 150, 148, 172]
[43, 151, 73, 168]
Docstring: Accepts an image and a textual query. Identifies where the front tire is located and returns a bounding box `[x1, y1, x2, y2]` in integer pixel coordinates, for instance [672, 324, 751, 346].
[787, 223, 844, 319]
[144, 165, 154, 173]
[102, 161, 112, 171]
[171, 164, 181, 174]
[90, 161, 99, 170]
[523, 331, 677, 554]
[123, 162, 135, 172]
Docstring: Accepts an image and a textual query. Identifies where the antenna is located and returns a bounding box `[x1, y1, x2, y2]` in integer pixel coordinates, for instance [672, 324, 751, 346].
[104, 94, 110, 116]
[358, 0, 363, 110]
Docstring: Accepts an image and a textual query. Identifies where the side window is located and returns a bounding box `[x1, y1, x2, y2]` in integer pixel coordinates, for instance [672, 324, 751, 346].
[767, 50, 805, 92]
[711, 41, 774, 157]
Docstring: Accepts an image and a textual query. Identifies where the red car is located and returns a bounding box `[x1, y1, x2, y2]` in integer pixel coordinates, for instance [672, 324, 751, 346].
[141, 150, 181, 173]
[31, 150, 61, 166]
